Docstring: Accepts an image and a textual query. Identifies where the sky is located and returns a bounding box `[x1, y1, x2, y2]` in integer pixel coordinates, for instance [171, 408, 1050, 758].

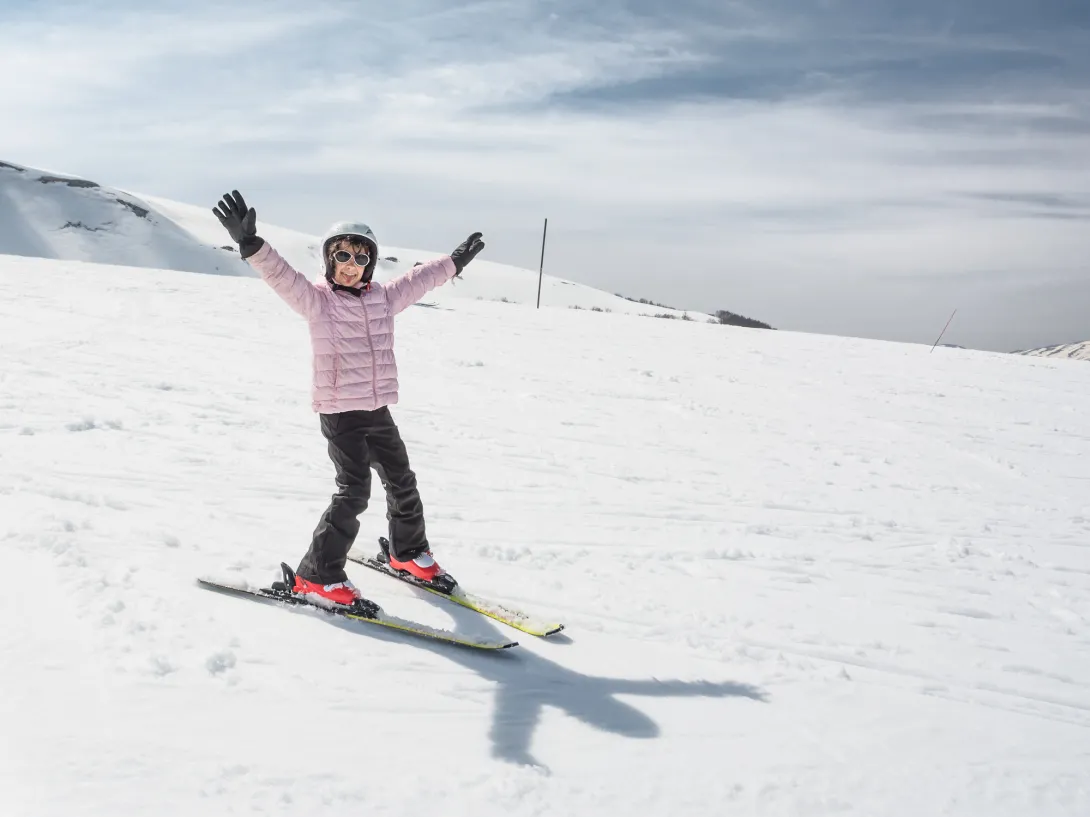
[1, 0, 1088, 352]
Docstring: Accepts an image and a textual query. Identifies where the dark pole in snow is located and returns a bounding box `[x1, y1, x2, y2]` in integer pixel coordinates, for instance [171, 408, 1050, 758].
[930, 308, 957, 353]
[536, 218, 548, 309]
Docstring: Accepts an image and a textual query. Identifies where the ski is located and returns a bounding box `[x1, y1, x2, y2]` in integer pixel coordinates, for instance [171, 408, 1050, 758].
[196, 564, 518, 651]
[347, 539, 565, 638]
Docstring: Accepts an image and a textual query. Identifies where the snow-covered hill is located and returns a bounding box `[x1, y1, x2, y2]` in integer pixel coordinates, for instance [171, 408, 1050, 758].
[0, 160, 253, 277]
[1015, 340, 1090, 362]
[142, 193, 713, 319]
[1, 159, 710, 319]
[2, 251, 1088, 816]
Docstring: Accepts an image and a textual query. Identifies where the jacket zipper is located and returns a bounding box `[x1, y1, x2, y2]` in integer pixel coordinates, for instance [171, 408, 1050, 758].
[360, 292, 379, 404]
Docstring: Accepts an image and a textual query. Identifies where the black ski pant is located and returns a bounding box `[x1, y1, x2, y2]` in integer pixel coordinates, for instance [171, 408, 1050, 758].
[296, 407, 428, 585]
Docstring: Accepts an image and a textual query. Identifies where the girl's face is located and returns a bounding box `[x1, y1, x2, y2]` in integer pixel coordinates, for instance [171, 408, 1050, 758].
[329, 239, 371, 288]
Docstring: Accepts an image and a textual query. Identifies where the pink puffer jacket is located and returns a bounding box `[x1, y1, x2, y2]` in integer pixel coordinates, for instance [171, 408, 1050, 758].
[247, 241, 457, 413]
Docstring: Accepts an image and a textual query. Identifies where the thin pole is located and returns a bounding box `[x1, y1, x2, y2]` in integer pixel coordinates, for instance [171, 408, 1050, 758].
[536, 217, 548, 309]
[930, 308, 957, 353]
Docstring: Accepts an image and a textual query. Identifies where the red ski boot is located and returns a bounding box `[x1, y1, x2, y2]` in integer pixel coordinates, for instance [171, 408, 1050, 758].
[378, 538, 457, 592]
[292, 574, 363, 607]
[387, 549, 445, 583]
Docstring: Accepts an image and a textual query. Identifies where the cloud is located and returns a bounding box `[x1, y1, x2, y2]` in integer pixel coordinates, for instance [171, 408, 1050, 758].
[0, 0, 1088, 352]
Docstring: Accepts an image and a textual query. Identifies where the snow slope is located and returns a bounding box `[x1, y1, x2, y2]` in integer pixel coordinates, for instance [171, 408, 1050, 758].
[141, 192, 713, 319]
[1015, 341, 1090, 362]
[2, 256, 1090, 816]
[0, 161, 253, 277]
[0, 158, 712, 319]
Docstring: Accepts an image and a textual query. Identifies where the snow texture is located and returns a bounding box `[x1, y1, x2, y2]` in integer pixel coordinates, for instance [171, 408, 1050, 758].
[2, 189, 1090, 817]
[0, 158, 709, 318]
[0, 161, 254, 277]
[1016, 341, 1090, 362]
[140, 192, 713, 319]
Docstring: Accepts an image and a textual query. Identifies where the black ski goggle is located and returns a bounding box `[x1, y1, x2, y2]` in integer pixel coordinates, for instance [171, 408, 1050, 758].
[331, 250, 371, 267]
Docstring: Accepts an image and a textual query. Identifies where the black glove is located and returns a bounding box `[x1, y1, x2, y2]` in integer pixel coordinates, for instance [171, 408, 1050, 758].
[450, 232, 484, 275]
[213, 190, 264, 259]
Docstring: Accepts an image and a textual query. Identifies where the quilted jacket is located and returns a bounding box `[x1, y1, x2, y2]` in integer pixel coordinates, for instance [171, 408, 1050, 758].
[247, 241, 457, 413]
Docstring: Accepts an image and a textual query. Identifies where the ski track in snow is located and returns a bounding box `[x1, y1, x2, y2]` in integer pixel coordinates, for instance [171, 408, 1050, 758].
[2, 255, 1090, 816]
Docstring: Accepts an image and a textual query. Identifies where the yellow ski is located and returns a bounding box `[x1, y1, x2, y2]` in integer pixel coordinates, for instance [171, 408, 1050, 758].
[349, 541, 565, 638]
[197, 571, 518, 651]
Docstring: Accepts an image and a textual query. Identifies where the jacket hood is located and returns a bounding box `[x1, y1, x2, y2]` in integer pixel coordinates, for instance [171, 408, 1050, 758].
[321, 221, 380, 284]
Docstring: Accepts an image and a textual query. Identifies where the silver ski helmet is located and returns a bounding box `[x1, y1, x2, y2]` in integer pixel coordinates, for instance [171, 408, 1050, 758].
[321, 221, 379, 284]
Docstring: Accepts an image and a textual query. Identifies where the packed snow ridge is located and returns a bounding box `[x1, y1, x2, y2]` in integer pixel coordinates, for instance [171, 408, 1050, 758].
[0, 159, 253, 277]
[1015, 340, 1090, 362]
[0, 158, 715, 319]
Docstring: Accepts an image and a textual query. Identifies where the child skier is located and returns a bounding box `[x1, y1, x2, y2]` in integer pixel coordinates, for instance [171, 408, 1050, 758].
[213, 190, 484, 606]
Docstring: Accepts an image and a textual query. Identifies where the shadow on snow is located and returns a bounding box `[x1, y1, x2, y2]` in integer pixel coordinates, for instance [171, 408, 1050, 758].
[323, 583, 768, 770]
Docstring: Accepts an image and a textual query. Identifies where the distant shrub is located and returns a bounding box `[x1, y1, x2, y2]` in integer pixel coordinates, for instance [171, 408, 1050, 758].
[617, 292, 678, 310]
[713, 309, 774, 330]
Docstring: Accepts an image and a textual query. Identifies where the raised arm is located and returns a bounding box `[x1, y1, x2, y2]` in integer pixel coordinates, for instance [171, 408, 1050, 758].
[246, 242, 324, 320]
[213, 190, 323, 320]
[384, 256, 457, 315]
[384, 231, 486, 316]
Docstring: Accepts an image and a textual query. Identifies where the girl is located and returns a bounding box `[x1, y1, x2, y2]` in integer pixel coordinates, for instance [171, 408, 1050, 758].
[213, 190, 484, 606]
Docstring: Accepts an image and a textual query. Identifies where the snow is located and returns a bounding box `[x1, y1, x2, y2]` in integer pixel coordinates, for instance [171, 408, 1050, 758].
[1016, 341, 1090, 362]
[141, 191, 713, 319]
[0, 161, 253, 277]
[0, 158, 709, 318]
[3, 223, 1090, 816]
